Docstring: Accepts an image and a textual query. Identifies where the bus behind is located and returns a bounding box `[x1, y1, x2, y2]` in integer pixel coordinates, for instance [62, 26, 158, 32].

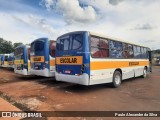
[14, 45, 31, 75]
[8, 53, 15, 68]
[30, 38, 55, 77]
[2, 54, 9, 67]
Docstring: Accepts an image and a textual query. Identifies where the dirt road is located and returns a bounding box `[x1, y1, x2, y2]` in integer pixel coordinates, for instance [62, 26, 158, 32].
[0, 67, 160, 120]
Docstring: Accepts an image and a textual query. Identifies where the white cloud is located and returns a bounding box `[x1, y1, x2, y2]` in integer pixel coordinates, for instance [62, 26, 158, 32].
[0, 0, 160, 50]
[41, 0, 97, 24]
[0, 12, 59, 43]
[40, 0, 57, 11]
[109, 0, 124, 5]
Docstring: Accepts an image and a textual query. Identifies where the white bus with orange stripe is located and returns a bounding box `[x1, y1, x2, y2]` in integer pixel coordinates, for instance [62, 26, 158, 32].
[55, 31, 152, 87]
[30, 38, 55, 77]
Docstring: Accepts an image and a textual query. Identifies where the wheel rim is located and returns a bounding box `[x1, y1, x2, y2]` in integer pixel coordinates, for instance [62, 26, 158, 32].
[115, 74, 121, 85]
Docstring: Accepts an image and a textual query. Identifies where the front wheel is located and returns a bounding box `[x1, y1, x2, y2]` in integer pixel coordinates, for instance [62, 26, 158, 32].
[112, 71, 122, 88]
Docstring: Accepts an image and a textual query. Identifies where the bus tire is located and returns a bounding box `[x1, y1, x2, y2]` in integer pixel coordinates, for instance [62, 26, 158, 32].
[112, 71, 122, 88]
[142, 67, 147, 78]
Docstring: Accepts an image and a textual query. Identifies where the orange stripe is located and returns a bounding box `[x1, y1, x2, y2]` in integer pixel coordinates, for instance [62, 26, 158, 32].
[50, 59, 55, 66]
[91, 61, 149, 70]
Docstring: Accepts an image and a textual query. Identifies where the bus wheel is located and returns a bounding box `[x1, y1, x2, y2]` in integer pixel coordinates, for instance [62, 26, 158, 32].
[142, 67, 147, 78]
[112, 71, 122, 88]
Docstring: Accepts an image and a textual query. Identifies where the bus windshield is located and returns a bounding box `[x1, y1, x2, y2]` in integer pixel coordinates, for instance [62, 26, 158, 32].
[56, 34, 83, 51]
[15, 47, 24, 56]
[31, 40, 45, 53]
[5, 56, 8, 61]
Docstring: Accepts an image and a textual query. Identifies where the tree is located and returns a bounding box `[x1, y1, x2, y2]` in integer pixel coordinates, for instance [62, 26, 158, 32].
[13, 42, 23, 49]
[0, 38, 14, 54]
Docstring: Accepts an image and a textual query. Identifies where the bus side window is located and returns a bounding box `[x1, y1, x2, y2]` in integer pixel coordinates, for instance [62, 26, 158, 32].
[99, 38, 109, 57]
[91, 37, 100, 58]
[133, 46, 141, 58]
[50, 41, 56, 57]
[141, 47, 147, 59]
[122, 43, 130, 58]
[128, 44, 134, 58]
[91, 36, 109, 58]
[109, 41, 123, 58]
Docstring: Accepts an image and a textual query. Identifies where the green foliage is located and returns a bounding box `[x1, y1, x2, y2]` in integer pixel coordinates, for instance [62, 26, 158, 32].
[0, 38, 24, 54]
[153, 49, 160, 54]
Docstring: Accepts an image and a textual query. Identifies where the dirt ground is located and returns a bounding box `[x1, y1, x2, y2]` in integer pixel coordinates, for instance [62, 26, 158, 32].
[0, 66, 160, 120]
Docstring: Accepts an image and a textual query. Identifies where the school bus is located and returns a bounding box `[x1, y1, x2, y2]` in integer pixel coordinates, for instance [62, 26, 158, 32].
[30, 38, 56, 77]
[55, 31, 152, 87]
[2, 54, 9, 67]
[8, 53, 15, 68]
[14, 45, 31, 75]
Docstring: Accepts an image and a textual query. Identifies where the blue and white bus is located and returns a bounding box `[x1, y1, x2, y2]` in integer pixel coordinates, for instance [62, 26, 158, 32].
[2, 54, 9, 67]
[55, 31, 152, 87]
[8, 52, 15, 68]
[14, 45, 31, 75]
[30, 38, 56, 77]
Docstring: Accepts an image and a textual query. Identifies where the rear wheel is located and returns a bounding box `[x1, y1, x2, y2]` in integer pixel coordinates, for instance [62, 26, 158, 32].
[142, 67, 147, 78]
[112, 71, 122, 88]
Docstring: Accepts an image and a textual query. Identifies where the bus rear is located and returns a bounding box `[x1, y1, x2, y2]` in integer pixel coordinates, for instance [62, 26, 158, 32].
[55, 31, 90, 85]
[2, 54, 9, 67]
[14, 45, 31, 75]
[30, 38, 55, 77]
[8, 53, 14, 68]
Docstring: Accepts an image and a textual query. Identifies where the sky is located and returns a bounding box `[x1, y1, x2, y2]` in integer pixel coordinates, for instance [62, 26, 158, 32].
[0, 0, 160, 50]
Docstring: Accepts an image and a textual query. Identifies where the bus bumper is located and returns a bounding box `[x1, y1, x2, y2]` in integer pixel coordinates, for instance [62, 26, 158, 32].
[55, 72, 89, 85]
[14, 69, 31, 76]
[30, 68, 55, 77]
[8, 65, 14, 69]
[2, 65, 8, 67]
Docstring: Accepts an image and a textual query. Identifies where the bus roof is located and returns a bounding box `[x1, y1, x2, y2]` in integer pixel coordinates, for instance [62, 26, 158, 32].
[31, 38, 55, 43]
[15, 44, 30, 50]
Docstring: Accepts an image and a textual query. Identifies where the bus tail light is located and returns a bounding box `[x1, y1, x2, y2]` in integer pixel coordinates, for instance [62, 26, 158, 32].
[81, 64, 85, 74]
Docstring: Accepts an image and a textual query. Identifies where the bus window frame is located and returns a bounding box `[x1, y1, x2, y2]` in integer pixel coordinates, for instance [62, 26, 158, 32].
[90, 35, 149, 60]
[71, 34, 83, 50]
[90, 35, 109, 58]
